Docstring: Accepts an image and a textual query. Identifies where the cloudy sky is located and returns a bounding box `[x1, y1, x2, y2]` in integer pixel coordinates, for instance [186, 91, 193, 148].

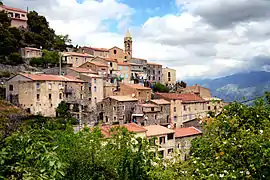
[3, 0, 270, 80]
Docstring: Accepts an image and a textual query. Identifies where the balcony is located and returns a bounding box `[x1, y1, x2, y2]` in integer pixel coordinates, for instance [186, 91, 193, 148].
[64, 88, 74, 94]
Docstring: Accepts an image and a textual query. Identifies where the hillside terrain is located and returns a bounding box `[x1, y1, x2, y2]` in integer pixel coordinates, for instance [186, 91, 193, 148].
[186, 71, 270, 102]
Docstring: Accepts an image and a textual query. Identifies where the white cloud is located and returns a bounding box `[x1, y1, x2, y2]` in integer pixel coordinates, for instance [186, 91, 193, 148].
[4, 0, 270, 80]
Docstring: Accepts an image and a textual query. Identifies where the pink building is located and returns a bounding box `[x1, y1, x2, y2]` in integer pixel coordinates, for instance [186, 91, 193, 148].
[0, 5, 28, 28]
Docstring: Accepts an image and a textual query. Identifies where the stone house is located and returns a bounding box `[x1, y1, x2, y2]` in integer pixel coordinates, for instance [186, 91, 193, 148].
[116, 83, 152, 102]
[97, 95, 138, 125]
[0, 5, 28, 28]
[174, 127, 202, 160]
[146, 62, 162, 85]
[162, 67, 176, 86]
[78, 46, 109, 57]
[132, 99, 171, 127]
[144, 125, 175, 159]
[78, 61, 108, 77]
[79, 73, 104, 108]
[108, 46, 127, 62]
[103, 81, 118, 98]
[117, 62, 131, 83]
[155, 93, 209, 128]
[20, 47, 42, 59]
[61, 52, 93, 67]
[182, 84, 211, 98]
[99, 123, 147, 139]
[6, 73, 90, 120]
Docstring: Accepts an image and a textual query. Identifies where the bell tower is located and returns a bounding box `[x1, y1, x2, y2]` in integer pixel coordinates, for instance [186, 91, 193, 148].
[124, 29, 132, 60]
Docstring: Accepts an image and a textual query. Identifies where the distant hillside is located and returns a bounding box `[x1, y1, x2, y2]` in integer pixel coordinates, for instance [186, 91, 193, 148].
[186, 71, 270, 102]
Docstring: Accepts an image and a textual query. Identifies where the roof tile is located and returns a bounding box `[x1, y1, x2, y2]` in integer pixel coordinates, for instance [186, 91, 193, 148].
[20, 73, 84, 82]
[144, 125, 174, 137]
[174, 127, 202, 138]
[156, 93, 206, 102]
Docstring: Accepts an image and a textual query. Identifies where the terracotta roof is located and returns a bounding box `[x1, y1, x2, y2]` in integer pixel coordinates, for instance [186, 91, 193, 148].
[24, 47, 41, 51]
[118, 62, 130, 66]
[174, 127, 202, 138]
[123, 123, 147, 133]
[109, 96, 138, 102]
[139, 103, 158, 108]
[151, 99, 170, 105]
[69, 67, 97, 74]
[63, 52, 93, 57]
[124, 83, 151, 90]
[88, 61, 108, 67]
[132, 57, 147, 61]
[147, 62, 162, 66]
[3, 5, 27, 13]
[19, 73, 84, 82]
[129, 63, 142, 66]
[109, 46, 124, 51]
[99, 123, 146, 138]
[144, 125, 174, 137]
[84, 46, 109, 52]
[156, 93, 206, 102]
[103, 57, 117, 62]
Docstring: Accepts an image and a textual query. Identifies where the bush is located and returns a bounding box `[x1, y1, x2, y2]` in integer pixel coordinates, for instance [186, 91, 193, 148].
[153, 83, 170, 93]
[0, 71, 11, 78]
[29, 57, 44, 67]
[6, 52, 23, 65]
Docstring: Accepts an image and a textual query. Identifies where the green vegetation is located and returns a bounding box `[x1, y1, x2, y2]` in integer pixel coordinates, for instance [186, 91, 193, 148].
[0, 71, 11, 78]
[153, 82, 169, 93]
[0, 95, 270, 179]
[0, 10, 71, 66]
[30, 50, 60, 67]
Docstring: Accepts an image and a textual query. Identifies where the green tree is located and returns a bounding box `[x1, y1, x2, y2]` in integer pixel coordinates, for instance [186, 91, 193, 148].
[0, 10, 10, 27]
[1, 129, 66, 179]
[53, 35, 72, 51]
[185, 99, 270, 179]
[56, 101, 70, 118]
[7, 52, 23, 65]
[265, 91, 270, 104]
[153, 83, 170, 93]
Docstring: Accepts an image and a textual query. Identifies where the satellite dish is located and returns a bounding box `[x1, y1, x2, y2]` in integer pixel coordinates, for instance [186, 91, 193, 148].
[132, 93, 135, 97]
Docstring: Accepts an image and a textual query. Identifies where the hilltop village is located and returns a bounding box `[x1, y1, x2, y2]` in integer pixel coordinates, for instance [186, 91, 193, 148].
[2, 4, 227, 159]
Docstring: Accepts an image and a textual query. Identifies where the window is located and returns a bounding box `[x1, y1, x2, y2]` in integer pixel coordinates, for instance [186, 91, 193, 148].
[214, 106, 217, 110]
[48, 83, 52, 90]
[124, 56, 127, 59]
[125, 74, 128, 79]
[158, 71, 160, 74]
[37, 94, 40, 101]
[36, 82, 40, 89]
[167, 115, 170, 123]
[158, 77, 160, 81]
[94, 86, 97, 92]
[59, 93, 62, 99]
[76, 58, 78, 62]
[208, 106, 211, 110]
[95, 97, 97, 103]
[158, 150, 164, 158]
[80, 94, 83, 100]
[174, 116, 177, 121]
[183, 105, 186, 111]
[168, 148, 173, 154]
[159, 136, 165, 144]
[50, 104, 53, 107]
[49, 94, 51, 100]
[8, 12, 13, 17]
[94, 78, 97, 83]
[114, 116, 116, 121]
[125, 66, 128, 70]
[168, 72, 171, 77]
[183, 115, 187, 120]
[151, 107, 154, 111]
[168, 133, 174, 140]
[114, 49, 117, 54]
[155, 115, 157, 119]
[161, 106, 163, 112]
[119, 66, 122, 70]
[113, 106, 116, 111]
[153, 70, 155, 74]
[81, 86, 83, 91]
[9, 85, 13, 91]
[174, 107, 176, 112]
[153, 76, 155, 80]
[15, 13, 20, 18]
[110, 62, 113, 67]
[138, 92, 141, 96]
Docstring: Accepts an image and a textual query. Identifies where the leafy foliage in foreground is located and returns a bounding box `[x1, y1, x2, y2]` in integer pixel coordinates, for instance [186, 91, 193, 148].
[1, 97, 270, 179]
[186, 98, 270, 179]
